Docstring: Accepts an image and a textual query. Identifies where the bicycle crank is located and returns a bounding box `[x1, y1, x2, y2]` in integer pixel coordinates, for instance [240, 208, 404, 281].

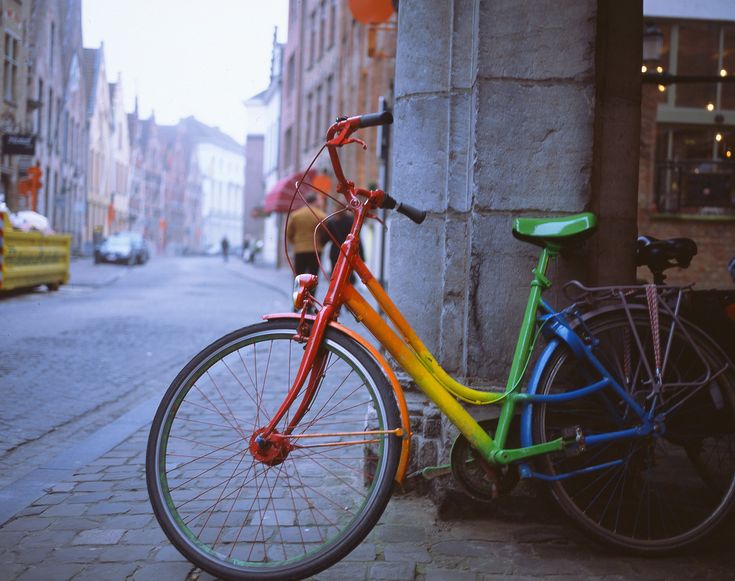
[450, 418, 520, 502]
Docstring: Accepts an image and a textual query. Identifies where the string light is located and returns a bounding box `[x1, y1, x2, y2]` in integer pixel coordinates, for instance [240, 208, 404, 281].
[715, 132, 723, 142]
[721, 69, 728, 77]
[657, 84, 666, 93]
[641, 65, 648, 73]
[707, 103, 715, 111]
[656, 66, 663, 73]
[727, 150, 733, 158]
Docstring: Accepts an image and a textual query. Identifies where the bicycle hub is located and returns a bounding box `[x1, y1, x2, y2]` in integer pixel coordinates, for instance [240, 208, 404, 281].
[249, 428, 293, 466]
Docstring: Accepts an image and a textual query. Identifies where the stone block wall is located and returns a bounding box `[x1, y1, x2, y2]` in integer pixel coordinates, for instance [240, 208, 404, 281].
[388, 0, 642, 509]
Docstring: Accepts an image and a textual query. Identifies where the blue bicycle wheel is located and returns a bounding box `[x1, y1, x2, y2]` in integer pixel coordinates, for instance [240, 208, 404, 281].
[532, 308, 735, 553]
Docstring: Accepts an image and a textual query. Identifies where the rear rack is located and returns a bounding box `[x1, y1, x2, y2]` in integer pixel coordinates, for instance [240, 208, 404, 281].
[561, 280, 729, 400]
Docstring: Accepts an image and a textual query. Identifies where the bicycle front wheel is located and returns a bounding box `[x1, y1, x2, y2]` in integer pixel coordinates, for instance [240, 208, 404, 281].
[146, 320, 401, 580]
[532, 309, 735, 554]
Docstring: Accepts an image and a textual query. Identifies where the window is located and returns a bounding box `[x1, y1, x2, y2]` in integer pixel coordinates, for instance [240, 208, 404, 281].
[284, 126, 293, 168]
[319, 1, 326, 60]
[286, 54, 295, 95]
[656, 21, 735, 112]
[328, 0, 337, 49]
[309, 10, 317, 67]
[3, 33, 18, 103]
[654, 126, 735, 214]
[676, 22, 719, 109]
[315, 85, 322, 146]
[305, 92, 313, 150]
[63, 111, 69, 161]
[56, 96, 61, 152]
[37, 79, 44, 135]
[722, 26, 735, 110]
[48, 88, 54, 150]
[325, 76, 333, 129]
[49, 22, 55, 71]
[289, 0, 296, 22]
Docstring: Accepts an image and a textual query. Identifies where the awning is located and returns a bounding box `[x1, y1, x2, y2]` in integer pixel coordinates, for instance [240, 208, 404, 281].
[263, 170, 316, 213]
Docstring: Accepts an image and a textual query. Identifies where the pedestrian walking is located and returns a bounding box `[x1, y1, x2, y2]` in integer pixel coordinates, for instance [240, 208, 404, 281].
[286, 193, 326, 277]
[221, 236, 230, 262]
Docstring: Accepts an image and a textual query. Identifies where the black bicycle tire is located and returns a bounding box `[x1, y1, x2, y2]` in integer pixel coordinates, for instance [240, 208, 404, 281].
[146, 320, 401, 580]
[532, 308, 735, 554]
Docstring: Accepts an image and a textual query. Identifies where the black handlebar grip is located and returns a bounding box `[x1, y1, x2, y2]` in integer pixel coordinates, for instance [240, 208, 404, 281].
[396, 202, 427, 224]
[357, 111, 394, 129]
[383, 194, 426, 224]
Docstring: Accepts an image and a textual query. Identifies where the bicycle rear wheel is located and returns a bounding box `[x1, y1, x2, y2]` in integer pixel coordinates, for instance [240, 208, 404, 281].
[532, 308, 735, 554]
[146, 320, 401, 580]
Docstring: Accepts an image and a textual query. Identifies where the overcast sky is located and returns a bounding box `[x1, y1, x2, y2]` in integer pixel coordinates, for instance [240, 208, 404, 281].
[82, 0, 289, 142]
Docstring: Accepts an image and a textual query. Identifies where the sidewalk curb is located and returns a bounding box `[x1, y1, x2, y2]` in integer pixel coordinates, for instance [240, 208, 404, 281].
[68, 259, 130, 288]
[0, 394, 159, 526]
[224, 261, 292, 299]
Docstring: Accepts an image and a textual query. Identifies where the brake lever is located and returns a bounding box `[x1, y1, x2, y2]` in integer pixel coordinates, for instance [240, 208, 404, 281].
[343, 137, 368, 150]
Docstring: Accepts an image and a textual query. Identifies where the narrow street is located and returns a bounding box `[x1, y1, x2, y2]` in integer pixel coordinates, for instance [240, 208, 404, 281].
[0, 256, 291, 491]
[0, 257, 733, 580]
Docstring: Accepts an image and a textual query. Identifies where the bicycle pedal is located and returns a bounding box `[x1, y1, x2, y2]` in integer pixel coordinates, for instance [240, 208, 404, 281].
[561, 426, 586, 455]
[406, 464, 452, 481]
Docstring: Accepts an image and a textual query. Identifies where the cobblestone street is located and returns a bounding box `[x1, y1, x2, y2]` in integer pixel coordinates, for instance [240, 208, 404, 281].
[1, 257, 734, 580]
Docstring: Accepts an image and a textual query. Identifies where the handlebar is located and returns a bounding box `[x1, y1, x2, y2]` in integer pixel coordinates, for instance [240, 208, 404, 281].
[356, 111, 393, 129]
[325, 112, 425, 225]
[383, 193, 427, 224]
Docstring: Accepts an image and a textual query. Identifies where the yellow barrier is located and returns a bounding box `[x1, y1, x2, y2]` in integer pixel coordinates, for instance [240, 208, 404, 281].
[0, 211, 71, 291]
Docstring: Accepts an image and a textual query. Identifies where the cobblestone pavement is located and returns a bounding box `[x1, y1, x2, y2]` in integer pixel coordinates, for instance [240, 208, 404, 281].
[1, 257, 734, 580]
[0, 256, 290, 489]
[2, 420, 733, 580]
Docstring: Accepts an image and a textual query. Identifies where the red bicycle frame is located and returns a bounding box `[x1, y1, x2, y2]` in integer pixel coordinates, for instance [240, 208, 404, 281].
[262, 116, 389, 438]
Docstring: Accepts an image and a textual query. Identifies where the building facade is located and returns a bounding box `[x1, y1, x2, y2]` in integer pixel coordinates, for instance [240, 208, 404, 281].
[1, 4, 238, 259]
[638, 0, 735, 286]
[108, 76, 130, 233]
[180, 117, 245, 253]
[57, 0, 87, 251]
[244, 30, 284, 265]
[82, 45, 114, 245]
[277, 0, 396, 271]
[24, 0, 88, 250]
[0, 0, 33, 212]
[127, 111, 164, 251]
[27, 0, 64, 226]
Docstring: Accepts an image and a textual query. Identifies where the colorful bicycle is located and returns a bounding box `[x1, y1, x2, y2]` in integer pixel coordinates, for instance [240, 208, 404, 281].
[146, 112, 735, 581]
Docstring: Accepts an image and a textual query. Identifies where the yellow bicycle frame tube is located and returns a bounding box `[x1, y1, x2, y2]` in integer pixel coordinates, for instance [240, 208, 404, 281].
[347, 250, 556, 463]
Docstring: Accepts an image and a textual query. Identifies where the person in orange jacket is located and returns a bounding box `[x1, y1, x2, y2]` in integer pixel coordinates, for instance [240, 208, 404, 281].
[286, 192, 326, 276]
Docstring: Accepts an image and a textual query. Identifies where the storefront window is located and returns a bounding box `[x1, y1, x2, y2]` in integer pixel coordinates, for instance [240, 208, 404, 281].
[656, 22, 671, 104]
[721, 26, 735, 110]
[676, 22, 719, 109]
[671, 127, 714, 160]
[655, 126, 735, 214]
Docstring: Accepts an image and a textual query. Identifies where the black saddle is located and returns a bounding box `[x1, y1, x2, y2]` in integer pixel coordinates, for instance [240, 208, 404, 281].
[636, 235, 698, 284]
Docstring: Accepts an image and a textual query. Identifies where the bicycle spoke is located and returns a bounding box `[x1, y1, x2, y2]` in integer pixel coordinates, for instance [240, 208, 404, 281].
[149, 323, 399, 576]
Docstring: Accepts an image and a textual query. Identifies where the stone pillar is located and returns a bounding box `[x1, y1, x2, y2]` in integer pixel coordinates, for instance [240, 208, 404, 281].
[390, 0, 641, 387]
[389, 0, 641, 507]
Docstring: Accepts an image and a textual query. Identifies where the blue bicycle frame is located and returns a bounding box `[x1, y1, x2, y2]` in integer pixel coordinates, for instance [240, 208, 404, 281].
[517, 299, 658, 482]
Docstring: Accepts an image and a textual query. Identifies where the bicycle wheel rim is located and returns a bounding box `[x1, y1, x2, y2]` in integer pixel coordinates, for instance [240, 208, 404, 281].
[533, 311, 735, 552]
[148, 323, 399, 579]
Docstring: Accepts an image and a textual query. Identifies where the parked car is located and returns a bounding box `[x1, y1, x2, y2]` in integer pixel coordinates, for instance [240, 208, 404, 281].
[94, 232, 149, 265]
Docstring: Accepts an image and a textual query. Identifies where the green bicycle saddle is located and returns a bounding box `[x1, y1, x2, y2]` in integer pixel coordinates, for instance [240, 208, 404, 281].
[512, 212, 598, 248]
